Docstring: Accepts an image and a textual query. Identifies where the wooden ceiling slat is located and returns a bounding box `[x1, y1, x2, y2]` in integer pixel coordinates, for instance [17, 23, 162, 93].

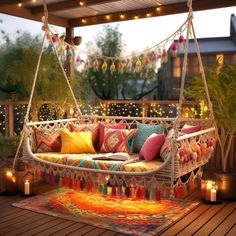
[69, 0, 236, 27]
[0, 4, 69, 27]
[30, 0, 121, 14]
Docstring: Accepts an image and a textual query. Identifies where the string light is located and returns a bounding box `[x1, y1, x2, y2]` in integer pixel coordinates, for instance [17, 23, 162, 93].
[79, 1, 85, 6]
[134, 15, 139, 19]
[105, 15, 111, 20]
[120, 14, 125, 19]
[18, 3, 22, 7]
[81, 18, 87, 24]
[146, 13, 152, 17]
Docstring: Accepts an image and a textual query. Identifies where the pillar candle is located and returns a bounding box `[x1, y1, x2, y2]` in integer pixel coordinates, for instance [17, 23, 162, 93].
[206, 181, 212, 201]
[210, 188, 217, 202]
[24, 180, 30, 195]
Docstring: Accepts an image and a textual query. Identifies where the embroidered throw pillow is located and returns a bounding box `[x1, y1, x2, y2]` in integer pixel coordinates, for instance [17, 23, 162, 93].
[68, 123, 99, 145]
[100, 128, 137, 153]
[132, 124, 164, 153]
[60, 130, 96, 154]
[34, 128, 62, 153]
[98, 123, 126, 151]
[139, 133, 166, 162]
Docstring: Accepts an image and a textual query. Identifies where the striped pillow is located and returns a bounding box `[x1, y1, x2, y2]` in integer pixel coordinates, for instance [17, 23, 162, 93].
[34, 128, 63, 153]
[101, 128, 137, 153]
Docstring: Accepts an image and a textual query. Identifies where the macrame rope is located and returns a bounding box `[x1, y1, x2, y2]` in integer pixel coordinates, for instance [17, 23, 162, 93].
[12, 33, 47, 171]
[190, 22, 218, 134]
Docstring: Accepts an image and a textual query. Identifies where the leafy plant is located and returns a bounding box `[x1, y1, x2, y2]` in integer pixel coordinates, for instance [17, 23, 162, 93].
[185, 63, 236, 172]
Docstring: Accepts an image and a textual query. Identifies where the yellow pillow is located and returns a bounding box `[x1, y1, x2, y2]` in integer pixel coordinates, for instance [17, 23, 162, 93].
[60, 130, 96, 154]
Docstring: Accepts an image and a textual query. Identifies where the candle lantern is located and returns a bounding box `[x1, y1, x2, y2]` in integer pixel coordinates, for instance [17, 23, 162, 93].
[21, 171, 36, 196]
[201, 179, 219, 203]
[5, 170, 19, 195]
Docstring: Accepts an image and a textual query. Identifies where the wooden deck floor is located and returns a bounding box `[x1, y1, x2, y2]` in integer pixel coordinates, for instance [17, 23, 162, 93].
[0, 184, 236, 236]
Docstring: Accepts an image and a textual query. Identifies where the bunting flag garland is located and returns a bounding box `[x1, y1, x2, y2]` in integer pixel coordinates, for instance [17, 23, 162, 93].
[44, 16, 188, 74]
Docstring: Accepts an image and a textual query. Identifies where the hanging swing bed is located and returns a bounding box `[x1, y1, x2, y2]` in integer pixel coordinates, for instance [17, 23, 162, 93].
[13, 0, 217, 200]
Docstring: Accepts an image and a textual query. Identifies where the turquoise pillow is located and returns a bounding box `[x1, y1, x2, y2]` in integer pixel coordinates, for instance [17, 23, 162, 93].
[132, 124, 164, 153]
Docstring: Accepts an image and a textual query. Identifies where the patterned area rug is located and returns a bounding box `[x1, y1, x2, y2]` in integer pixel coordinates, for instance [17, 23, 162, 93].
[13, 188, 198, 236]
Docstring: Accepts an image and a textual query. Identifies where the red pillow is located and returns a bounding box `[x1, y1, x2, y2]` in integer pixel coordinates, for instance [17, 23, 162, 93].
[98, 123, 126, 151]
[139, 133, 166, 162]
[181, 124, 201, 134]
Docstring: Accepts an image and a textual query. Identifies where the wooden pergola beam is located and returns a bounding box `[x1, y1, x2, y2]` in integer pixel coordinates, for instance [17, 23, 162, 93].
[0, 4, 69, 27]
[1, 0, 31, 4]
[30, 0, 121, 14]
[69, 0, 236, 27]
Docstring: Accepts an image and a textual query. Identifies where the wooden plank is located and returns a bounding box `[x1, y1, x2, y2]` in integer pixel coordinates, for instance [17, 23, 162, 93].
[87, 227, 107, 236]
[160, 204, 210, 236]
[67, 225, 96, 236]
[177, 204, 226, 236]
[0, 208, 30, 223]
[210, 209, 236, 236]
[194, 202, 236, 236]
[99, 230, 118, 236]
[31, 0, 120, 14]
[19, 218, 63, 236]
[226, 224, 236, 236]
[0, 205, 25, 218]
[18, 218, 65, 236]
[33, 220, 76, 236]
[50, 222, 86, 236]
[0, 212, 44, 235]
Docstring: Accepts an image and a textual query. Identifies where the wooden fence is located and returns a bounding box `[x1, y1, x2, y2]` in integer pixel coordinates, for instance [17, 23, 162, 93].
[0, 99, 235, 171]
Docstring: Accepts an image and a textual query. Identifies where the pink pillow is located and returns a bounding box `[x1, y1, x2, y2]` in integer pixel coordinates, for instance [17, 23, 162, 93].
[98, 123, 126, 150]
[139, 133, 166, 162]
[181, 124, 201, 134]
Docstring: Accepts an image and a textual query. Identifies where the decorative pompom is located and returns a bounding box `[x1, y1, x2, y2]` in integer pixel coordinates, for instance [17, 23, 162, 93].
[135, 58, 142, 72]
[151, 51, 157, 61]
[178, 35, 185, 52]
[161, 49, 168, 63]
[170, 42, 177, 57]
[93, 57, 99, 71]
[118, 62, 124, 73]
[102, 60, 107, 73]
[110, 62, 116, 74]
[52, 34, 58, 43]
[126, 59, 132, 72]
[76, 54, 81, 62]
[144, 55, 150, 65]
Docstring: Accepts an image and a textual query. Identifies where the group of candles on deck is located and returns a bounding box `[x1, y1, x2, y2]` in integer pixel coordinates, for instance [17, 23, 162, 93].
[5, 171, 31, 196]
[201, 180, 217, 202]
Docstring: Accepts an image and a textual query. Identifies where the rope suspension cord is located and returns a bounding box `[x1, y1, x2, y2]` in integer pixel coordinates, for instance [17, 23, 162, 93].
[42, 1, 82, 116]
[175, 0, 193, 136]
[190, 22, 218, 135]
[12, 0, 82, 171]
[12, 34, 47, 171]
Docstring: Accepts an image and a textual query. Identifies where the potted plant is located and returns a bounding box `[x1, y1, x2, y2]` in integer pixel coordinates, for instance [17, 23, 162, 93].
[186, 63, 236, 200]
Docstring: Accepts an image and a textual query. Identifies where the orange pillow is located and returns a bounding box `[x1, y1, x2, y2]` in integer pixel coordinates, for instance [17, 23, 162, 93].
[60, 130, 96, 154]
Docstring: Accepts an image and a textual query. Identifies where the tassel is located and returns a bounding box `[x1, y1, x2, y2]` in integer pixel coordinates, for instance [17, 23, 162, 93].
[151, 51, 157, 61]
[118, 62, 124, 73]
[178, 35, 185, 53]
[135, 58, 142, 72]
[161, 49, 168, 64]
[117, 185, 123, 196]
[99, 184, 103, 193]
[76, 54, 81, 63]
[149, 187, 156, 201]
[136, 186, 142, 199]
[62, 176, 67, 186]
[55, 173, 60, 184]
[144, 55, 150, 65]
[145, 187, 149, 200]
[68, 178, 73, 188]
[126, 59, 132, 72]
[80, 178, 85, 190]
[125, 186, 131, 198]
[103, 185, 108, 195]
[156, 190, 161, 201]
[110, 62, 116, 74]
[102, 60, 107, 73]
[93, 57, 99, 71]
[111, 185, 116, 196]
[170, 42, 177, 57]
